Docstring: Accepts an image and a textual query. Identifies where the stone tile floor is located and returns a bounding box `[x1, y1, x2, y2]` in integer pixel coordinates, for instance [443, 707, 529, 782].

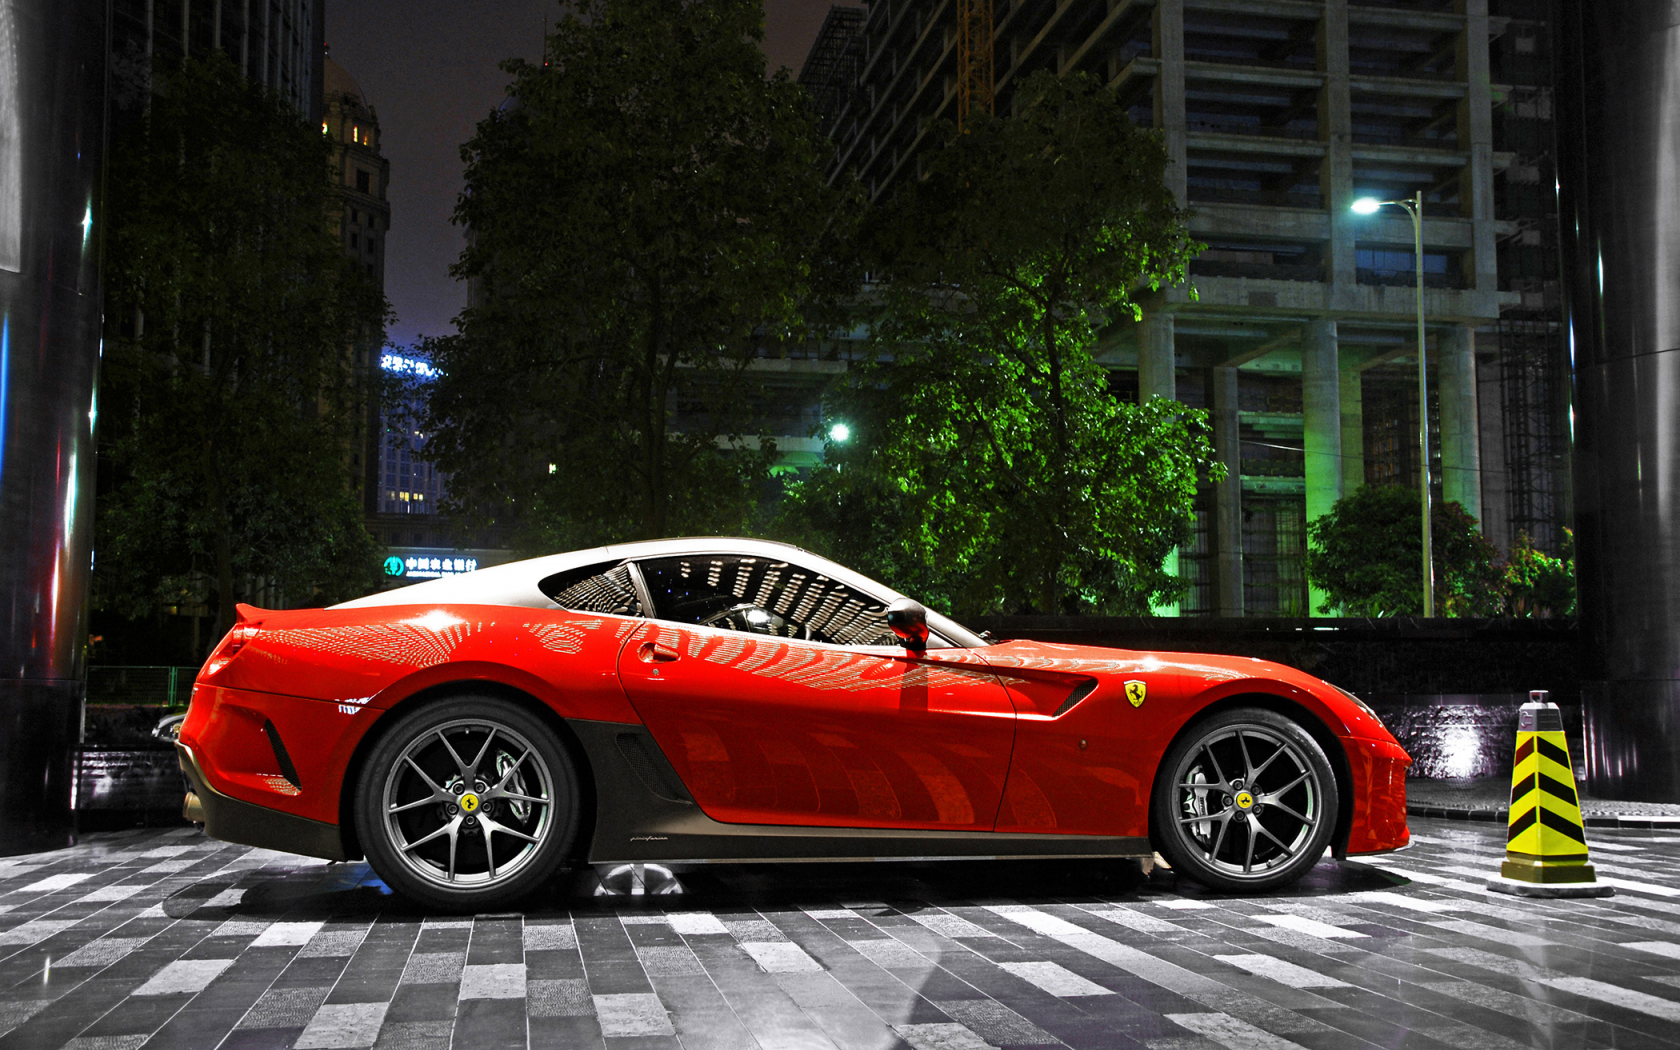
[2, 817, 1680, 1049]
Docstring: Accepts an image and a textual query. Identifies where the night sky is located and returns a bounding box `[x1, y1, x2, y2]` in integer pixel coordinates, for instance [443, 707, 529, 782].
[322, 0, 850, 350]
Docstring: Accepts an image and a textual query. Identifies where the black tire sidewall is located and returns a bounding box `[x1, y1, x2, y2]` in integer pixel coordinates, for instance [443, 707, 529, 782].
[355, 696, 578, 911]
[1151, 707, 1339, 893]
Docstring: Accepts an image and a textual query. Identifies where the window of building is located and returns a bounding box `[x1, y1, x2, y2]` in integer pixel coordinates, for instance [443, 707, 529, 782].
[356, 170, 370, 194]
[350, 233, 358, 249]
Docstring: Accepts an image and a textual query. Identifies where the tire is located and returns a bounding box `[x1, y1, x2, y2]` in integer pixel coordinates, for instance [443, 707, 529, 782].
[1151, 707, 1338, 893]
[355, 696, 579, 911]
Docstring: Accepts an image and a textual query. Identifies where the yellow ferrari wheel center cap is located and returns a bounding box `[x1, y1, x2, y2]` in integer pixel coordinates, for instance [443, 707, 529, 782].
[1234, 791, 1255, 810]
[459, 793, 480, 814]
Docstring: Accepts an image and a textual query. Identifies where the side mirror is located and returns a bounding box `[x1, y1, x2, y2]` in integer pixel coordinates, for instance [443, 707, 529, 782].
[886, 598, 929, 654]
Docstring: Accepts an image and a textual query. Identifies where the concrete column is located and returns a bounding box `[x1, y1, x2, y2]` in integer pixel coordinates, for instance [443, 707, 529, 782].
[1138, 310, 1176, 402]
[1152, 2, 1187, 204]
[1302, 321, 1342, 616]
[1212, 368, 1244, 616]
[1339, 348, 1365, 495]
[1438, 324, 1482, 523]
[1319, 0, 1357, 300]
[1459, 0, 1498, 291]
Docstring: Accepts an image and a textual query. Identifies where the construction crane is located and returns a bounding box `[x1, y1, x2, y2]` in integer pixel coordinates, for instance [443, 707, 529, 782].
[956, 0, 994, 130]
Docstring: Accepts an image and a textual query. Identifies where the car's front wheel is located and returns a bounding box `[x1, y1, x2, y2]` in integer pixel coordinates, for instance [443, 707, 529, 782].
[355, 697, 579, 910]
[1152, 707, 1338, 892]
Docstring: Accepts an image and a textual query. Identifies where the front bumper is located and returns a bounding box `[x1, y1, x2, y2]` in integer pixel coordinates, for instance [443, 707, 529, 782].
[176, 742, 346, 861]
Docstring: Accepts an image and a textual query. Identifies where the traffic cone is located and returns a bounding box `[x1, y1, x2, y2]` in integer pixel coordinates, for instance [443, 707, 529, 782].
[1486, 692, 1613, 898]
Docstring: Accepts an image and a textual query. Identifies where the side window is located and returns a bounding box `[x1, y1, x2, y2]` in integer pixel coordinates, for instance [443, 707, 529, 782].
[637, 555, 895, 646]
[538, 562, 643, 617]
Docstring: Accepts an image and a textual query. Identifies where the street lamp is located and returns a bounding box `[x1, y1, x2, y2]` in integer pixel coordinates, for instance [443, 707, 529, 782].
[1351, 190, 1434, 617]
[828, 422, 851, 443]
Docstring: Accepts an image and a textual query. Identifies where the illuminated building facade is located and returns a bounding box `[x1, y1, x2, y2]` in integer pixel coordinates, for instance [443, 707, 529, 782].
[803, 0, 1568, 616]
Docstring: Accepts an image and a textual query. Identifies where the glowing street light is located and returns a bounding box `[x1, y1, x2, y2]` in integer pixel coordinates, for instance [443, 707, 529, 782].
[828, 422, 851, 443]
[1351, 190, 1433, 616]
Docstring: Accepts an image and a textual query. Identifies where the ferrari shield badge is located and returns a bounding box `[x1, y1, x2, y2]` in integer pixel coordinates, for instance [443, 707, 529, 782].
[1124, 680, 1147, 707]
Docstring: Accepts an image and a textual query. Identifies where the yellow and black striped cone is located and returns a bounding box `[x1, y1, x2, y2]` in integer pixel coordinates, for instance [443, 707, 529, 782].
[1487, 694, 1612, 898]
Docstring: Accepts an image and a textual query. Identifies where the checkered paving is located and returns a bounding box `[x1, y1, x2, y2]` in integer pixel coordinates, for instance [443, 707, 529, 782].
[1, 818, 1680, 1048]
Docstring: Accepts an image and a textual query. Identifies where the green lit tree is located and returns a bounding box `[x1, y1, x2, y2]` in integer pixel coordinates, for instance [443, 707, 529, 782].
[785, 71, 1215, 616]
[428, 0, 858, 550]
[1305, 485, 1505, 616]
[97, 55, 387, 643]
[1503, 528, 1575, 617]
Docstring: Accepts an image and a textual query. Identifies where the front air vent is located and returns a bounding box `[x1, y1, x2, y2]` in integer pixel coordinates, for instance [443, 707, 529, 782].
[262, 720, 302, 789]
[616, 733, 693, 804]
[1054, 678, 1099, 717]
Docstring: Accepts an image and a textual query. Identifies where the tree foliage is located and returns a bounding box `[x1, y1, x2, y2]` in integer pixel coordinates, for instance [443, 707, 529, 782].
[785, 71, 1215, 615]
[1503, 528, 1575, 617]
[1305, 485, 1505, 616]
[428, 0, 857, 551]
[96, 55, 387, 639]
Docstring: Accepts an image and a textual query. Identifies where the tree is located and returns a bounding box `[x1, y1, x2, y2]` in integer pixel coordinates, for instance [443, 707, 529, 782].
[1504, 528, 1575, 617]
[429, 0, 858, 551]
[1305, 485, 1505, 616]
[97, 55, 387, 643]
[785, 71, 1215, 616]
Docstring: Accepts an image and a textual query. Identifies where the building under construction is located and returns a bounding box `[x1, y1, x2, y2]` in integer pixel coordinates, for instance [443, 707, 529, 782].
[799, 0, 1570, 616]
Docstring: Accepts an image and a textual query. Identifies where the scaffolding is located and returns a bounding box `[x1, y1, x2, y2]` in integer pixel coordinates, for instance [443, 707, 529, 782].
[956, 0, 994, 130]
[1497, 315, 1567, 553]
[797, 6, 866, 140]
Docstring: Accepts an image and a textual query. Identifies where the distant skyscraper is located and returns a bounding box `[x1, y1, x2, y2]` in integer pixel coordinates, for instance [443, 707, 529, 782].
[110, 0, 324, 120]
[323, 55, 391, 514]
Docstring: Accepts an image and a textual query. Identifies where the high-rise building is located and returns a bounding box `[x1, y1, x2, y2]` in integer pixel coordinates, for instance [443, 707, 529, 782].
[110, 0, 324, 120]
[802, 0, 1569, 615]
[323, 55, 391, 518]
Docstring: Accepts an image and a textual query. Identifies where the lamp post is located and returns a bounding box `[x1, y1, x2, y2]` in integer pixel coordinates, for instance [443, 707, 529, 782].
[1352, 190, 1433, 617]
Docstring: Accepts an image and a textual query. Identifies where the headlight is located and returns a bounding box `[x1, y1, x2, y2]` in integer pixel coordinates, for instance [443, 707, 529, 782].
[1330, 683, 1379, 721]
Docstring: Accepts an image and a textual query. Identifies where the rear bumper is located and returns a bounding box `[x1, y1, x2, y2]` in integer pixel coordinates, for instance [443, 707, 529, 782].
[176, 742, 346, 861]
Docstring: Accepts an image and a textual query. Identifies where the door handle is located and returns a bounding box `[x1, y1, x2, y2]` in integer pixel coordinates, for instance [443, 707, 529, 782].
[638, 642, 680, 663]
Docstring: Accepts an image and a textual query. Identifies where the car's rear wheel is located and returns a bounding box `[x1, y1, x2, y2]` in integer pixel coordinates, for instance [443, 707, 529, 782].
[1152, 707, 1337, 892]
[355, 697, 578, 910]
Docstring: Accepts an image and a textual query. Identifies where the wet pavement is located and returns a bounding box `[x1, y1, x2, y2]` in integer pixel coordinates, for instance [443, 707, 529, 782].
[1, 817, 1679, 1049]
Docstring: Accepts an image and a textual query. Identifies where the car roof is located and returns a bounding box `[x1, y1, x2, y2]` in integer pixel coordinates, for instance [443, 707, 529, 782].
[337, 537, 860, 612]
[332, 536, 986, 648]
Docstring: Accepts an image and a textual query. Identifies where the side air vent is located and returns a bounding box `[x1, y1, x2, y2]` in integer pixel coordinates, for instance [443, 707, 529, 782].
[1054, 678, 1100, 717]
[262, 719, 302, 789]
[616, 733, 693, 804]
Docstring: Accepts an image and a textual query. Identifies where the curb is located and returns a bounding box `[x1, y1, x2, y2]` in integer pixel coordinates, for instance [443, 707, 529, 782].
[1408, 804, 1680, 829]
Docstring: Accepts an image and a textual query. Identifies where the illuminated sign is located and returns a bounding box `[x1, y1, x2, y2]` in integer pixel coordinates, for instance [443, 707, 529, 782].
[393, 553, 479, 580]
[381, 353, 439, 378]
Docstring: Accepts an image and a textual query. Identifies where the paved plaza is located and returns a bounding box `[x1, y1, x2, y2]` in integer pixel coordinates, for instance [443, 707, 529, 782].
[1, 817, 1679, 1050]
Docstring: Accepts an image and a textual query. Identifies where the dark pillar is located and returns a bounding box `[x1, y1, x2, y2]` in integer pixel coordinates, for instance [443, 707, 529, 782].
[0, 0, 108, 852]
[1557, 1, 1680, 799]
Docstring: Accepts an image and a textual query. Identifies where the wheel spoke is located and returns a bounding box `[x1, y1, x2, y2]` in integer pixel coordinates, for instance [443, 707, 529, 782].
[481, 815, 540, 844]
[437, 730, 472, 778]
[401, 816, 460, 854]
[486, 790, 548, 806]
[494, 749, 534, 790]
[1202, 742, 1228, 788]
[1179, 809, 1230, 826]
[1262, 770, 1311, 799]
[1209, 811, 1230, 862]
[403, 756, 447, 795]
[1253, 817, 1295, 857]
[447, 820, 459, 881]
[1179, 779, 1230, 793]
[1264, 799, 1311, 824]
[389, 795, 443, 815]
[1237, 731, 1255, 781]
[1243, 818, 1257, 873]
[1249, 744, 1286, 782]
[467, 728, 498, 781]
[482, 821, 497, 880]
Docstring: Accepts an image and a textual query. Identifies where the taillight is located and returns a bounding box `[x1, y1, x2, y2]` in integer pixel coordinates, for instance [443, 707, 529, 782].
[202, 622, 261, 678]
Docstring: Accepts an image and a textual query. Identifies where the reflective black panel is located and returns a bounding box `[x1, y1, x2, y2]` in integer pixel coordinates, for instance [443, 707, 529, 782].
[1558, 0, 1680, 799]
[0, 0, 107, 852]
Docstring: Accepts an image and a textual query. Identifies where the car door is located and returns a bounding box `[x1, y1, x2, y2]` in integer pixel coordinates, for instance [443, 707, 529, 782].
[614, 552, 1018, 831]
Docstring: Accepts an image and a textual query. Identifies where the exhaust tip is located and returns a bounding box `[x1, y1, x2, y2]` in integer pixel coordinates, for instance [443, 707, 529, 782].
[183, 792, 205, 824]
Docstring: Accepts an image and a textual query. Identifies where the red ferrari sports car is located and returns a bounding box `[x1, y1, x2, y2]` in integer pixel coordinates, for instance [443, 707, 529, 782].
[176, 537, 1410, 908]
